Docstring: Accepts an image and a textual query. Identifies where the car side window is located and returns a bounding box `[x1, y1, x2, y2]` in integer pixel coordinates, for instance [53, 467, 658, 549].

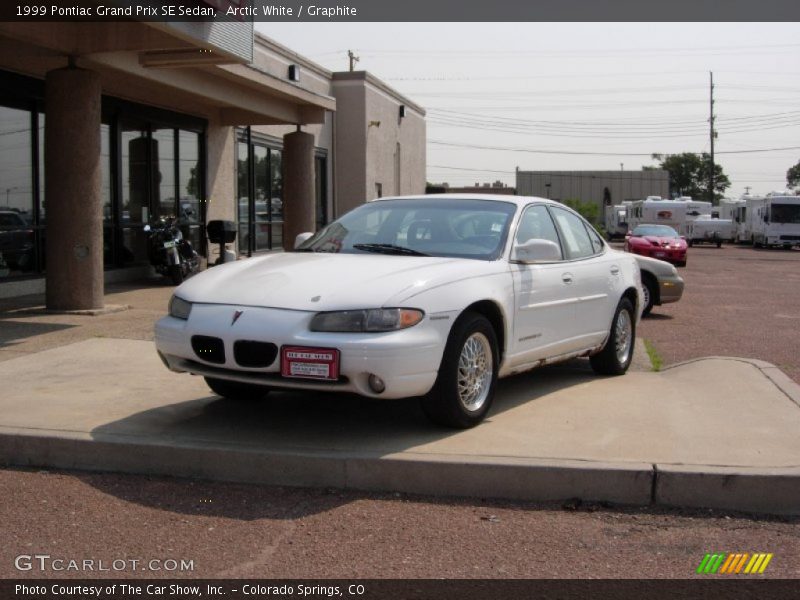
[584, 223, 605, 255]
[549, 207, 595, 260]
[515, 204, 563, 259]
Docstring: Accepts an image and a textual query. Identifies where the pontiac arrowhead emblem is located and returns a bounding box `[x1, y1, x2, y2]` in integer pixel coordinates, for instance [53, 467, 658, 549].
[231, 310, 243, 326]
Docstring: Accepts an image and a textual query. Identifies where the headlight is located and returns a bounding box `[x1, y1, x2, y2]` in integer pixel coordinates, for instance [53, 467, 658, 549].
[310, 308, 424, 332]
[168, 295, 192, 320]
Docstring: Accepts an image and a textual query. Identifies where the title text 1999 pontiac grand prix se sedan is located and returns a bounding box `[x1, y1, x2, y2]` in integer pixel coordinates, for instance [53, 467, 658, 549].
[155, 195, 643, 428]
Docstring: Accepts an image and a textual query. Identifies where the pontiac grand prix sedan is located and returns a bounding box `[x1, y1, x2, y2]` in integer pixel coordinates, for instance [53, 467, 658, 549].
[155, 195, 643, 428]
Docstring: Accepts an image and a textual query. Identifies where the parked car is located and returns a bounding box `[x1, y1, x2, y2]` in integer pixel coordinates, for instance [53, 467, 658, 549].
[624, 224, 688, 267]
[0, 210, 35, 271]
[632, 254, 684, 316]
[155, 195, 643, 428]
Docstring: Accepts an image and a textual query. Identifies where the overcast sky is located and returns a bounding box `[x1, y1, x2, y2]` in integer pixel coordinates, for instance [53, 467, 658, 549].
[256, 22, 799, 196]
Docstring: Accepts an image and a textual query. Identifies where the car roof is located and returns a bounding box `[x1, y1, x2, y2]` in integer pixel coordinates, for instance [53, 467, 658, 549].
[372, 193, 554, 209]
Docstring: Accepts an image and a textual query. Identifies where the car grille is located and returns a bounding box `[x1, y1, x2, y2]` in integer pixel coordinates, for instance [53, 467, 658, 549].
[234, 340, 278, 368]
[191, 335, 225, 364]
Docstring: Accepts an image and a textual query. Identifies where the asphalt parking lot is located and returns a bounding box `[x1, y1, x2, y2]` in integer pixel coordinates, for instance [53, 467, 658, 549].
[1, 245, 799, 580]
[634, 244, 800, 384]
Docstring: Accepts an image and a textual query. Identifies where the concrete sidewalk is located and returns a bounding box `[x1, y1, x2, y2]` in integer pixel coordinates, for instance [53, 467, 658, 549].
[0, 333, 799, 515]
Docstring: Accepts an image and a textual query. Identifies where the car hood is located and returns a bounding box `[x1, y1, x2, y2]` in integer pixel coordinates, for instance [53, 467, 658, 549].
[175, 252, 499, 311]
[633, 236, 683, 246]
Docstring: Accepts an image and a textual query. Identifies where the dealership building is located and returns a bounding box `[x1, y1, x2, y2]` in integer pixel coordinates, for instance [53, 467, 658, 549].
[0, 19, 426, 305]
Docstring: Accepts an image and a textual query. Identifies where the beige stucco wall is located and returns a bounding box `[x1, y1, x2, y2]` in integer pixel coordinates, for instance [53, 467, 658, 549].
[332, 72, 426, 216]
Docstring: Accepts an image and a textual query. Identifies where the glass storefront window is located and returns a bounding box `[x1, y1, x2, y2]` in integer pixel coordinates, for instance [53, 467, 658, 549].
[237, 130, 288, 255]
[0, 105, 35, 278]
[178, 129, 202, 252]
[237, 138, 249, 255]
[152, 127, 176, 220]
[0, 73, 207, 281]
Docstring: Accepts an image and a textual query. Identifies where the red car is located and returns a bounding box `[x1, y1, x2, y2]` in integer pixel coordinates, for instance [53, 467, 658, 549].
[624, 224, 688, 267]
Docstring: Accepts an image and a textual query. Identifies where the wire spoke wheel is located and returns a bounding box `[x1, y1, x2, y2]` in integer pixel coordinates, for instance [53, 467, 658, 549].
[615, 308, 633, 365]
[456, 332, 493, 412]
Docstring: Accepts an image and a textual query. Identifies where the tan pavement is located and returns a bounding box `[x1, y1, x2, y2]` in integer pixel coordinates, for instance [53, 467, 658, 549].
[1, 283, 800, 515]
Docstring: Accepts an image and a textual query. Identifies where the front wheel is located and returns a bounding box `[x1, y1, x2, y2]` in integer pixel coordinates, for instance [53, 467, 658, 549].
[641, 277, 656, 317]
[590, 298, 636, 376]
[204, 377, 271, 401]
[421, 312, 498, 429]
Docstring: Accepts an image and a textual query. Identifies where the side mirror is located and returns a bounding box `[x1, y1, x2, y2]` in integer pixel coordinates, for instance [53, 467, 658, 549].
[511, 239, 562, 263]
[143, 224, 151, 232]
[294, 232, 313, 249]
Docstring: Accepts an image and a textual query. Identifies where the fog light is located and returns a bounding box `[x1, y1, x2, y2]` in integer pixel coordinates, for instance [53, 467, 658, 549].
[368, 374, 386, 394]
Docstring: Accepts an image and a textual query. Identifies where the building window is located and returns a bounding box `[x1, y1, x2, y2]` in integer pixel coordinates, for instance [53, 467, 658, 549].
[0, 105, 36, 279]
[236, 129, 284, 255]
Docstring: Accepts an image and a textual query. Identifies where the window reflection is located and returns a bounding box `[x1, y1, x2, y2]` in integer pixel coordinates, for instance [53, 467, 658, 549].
[0, 105, 35, 278]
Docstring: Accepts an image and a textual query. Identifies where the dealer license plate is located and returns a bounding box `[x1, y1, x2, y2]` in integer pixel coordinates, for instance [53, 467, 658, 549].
[281, 346, 340, 381]
[654, 251, 666, 258]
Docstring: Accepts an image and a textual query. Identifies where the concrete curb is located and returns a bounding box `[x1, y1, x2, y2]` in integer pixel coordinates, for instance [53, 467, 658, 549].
[654, 464, 800, 516]
[0, 428, 654, 506]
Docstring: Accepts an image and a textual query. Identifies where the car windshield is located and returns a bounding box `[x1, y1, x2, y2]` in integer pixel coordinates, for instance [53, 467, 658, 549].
[297, 198, 517, 260]
[632, 225, 680, 238]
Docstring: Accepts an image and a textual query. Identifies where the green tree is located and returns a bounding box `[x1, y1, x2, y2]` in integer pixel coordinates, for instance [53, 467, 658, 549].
[787, 160, 800, 189]
[560, 198, 600, 226]
[651, 152, 730, 202]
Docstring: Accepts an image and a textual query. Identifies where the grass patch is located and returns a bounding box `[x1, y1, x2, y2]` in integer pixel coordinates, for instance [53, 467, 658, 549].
[643, 339, 663, 372]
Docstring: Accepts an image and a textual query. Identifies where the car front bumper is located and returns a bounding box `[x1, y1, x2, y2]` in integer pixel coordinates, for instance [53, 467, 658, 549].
[155, 304, 452, 400]
[658, 273, 684, 304]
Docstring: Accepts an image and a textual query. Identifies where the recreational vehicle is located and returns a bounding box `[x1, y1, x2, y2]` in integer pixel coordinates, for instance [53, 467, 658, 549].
[603, 204, 629, 240]
[626, 197, 711, 235]
[745, 192, 800, 248]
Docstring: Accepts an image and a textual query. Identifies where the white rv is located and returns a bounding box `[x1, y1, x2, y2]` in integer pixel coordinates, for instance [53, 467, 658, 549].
[714, 198, 746, 221]
[626, 197, 711, 235]
[746, 192, 800, 248]
[603, 203, 629, 240]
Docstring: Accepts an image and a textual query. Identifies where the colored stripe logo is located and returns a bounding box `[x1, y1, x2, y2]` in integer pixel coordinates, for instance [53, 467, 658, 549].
[696, 553, 773, 574]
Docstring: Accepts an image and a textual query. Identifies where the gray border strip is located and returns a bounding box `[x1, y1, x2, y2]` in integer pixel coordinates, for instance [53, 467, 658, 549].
[2, 0, 799, 22]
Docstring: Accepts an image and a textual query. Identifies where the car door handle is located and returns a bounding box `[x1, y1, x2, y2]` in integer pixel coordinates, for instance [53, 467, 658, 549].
[562, 273, 573, 284]
[610, 265, 620, 275]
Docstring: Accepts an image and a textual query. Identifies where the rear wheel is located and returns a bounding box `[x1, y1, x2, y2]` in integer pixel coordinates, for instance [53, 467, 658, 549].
[205, 377, 271, 401]
[590, 298, 635, 376]
[421, 312, 498, 429]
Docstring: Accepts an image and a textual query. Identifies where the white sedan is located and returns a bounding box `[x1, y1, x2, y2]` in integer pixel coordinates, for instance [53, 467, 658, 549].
[155, 195, 643, 428]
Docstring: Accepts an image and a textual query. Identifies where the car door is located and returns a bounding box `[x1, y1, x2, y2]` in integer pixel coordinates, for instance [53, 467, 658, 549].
[509, 204, 581, 366]
[549, 206, 619, 347]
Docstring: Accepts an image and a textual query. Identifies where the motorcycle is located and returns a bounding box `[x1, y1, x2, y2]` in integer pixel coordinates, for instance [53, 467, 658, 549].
[143, 216, 199, 285]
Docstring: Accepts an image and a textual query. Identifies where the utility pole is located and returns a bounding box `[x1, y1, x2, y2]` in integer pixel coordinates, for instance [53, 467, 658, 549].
[744, 186, 751, 195]
[709, 71, 717, 205]
[347, 50, 359, 72]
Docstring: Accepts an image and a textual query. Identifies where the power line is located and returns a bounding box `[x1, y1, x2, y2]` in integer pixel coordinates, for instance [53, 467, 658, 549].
[428, 139, 800, 157]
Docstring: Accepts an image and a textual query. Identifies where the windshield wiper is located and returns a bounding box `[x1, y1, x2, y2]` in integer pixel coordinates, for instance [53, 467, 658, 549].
[353, 243, 429, 257]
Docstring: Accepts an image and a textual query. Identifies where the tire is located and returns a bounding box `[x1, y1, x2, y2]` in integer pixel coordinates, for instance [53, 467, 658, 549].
[641, 275, 656, 317]
[716, 241, 722, 248]
[590, 298, 636, 376]
[169, 264, 184, 285]
[421, 312, 498, 429]
[205, 376, 271, 401]
[687, 239, 694, 247]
